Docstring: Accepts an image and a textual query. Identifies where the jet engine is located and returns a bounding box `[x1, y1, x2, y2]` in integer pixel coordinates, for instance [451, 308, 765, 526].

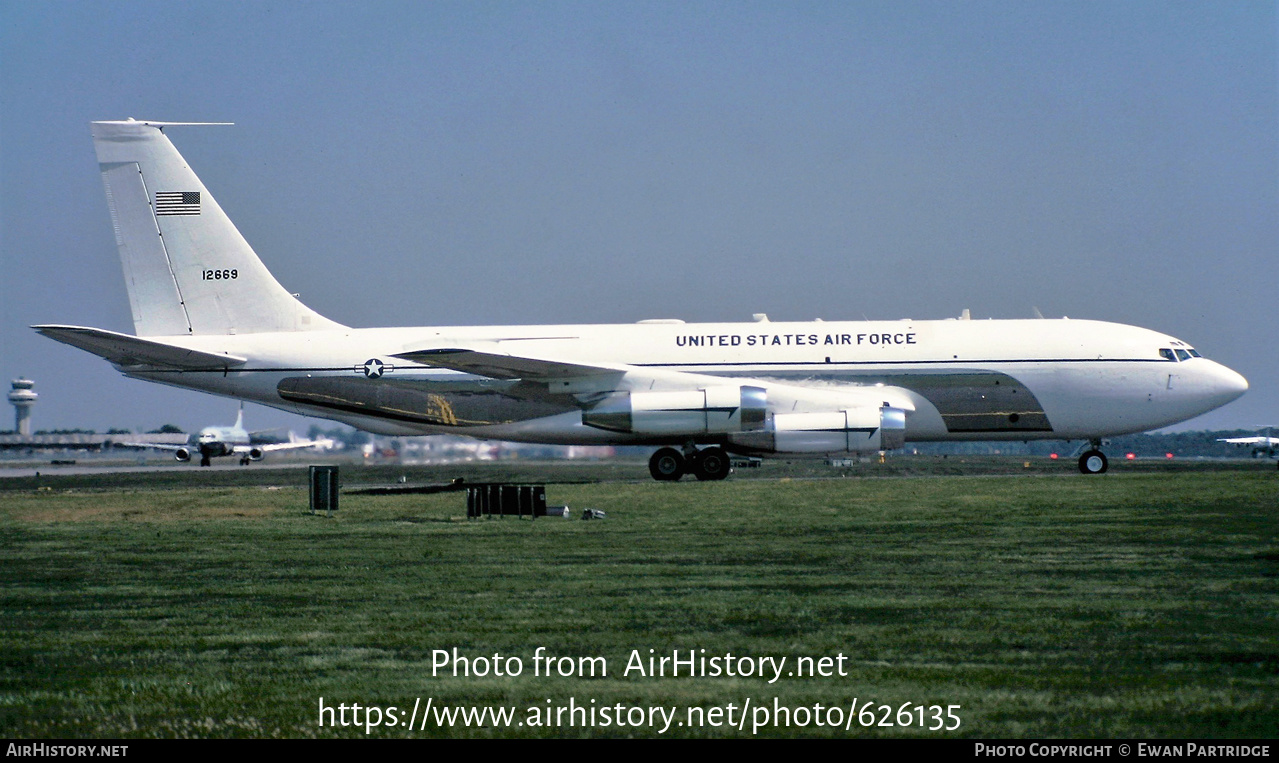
[175, 447, 191, 462]
[582, 386, 767, 435]
[728, 405, 907, 454]
[248, 448, 265, 461]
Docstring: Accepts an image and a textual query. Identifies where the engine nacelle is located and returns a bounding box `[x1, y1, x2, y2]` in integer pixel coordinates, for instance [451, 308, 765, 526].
[583, 386, 767, 435]
[729, 405, 907, 454]
[175, 447, 191, 462]
[248, 448, 265, 461]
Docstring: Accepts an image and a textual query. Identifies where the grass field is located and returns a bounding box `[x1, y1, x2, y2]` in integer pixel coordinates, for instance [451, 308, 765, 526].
[1, 463, 1276, 738]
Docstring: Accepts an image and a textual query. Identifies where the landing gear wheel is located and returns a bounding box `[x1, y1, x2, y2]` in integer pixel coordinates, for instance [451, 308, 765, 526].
[649, 448, 685, 481]
[200, 455, 211, 467]
[692, 447, 731, 481]
[240, 456, 251, 466]
[1078, 450, 1108, 475]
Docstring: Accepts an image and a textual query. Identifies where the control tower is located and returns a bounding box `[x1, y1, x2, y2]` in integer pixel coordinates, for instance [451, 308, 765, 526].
[9, 378, 37, 436]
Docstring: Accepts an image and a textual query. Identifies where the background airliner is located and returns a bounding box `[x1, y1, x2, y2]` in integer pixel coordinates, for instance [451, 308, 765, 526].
[1217, 427, 1278, 464]
[35, 121, 1248, 480]
[121, 405, 333, 466]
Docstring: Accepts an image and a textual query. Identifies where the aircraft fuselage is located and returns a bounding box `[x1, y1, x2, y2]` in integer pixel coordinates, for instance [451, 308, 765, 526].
[119, 317, 1247, 447]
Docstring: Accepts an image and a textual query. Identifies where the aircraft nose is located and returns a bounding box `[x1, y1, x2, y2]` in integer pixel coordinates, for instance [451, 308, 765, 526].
[1205, 361, 1248, 405]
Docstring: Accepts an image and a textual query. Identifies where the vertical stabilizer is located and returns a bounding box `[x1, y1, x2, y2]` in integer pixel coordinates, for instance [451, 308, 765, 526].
[91, 120, 344, 336]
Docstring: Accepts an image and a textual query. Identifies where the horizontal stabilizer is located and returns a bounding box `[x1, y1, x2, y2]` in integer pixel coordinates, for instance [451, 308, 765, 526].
[33, 325, 246, 369]
[394, 348, 622, 381]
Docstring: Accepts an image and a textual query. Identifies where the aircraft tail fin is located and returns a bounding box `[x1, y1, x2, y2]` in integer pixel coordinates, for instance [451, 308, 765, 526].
[91, 120, 344, 337]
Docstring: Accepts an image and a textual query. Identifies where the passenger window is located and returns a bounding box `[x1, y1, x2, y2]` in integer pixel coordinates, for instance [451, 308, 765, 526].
[1160, 349, 1176, 362]
[1175, 349, 1191, 361]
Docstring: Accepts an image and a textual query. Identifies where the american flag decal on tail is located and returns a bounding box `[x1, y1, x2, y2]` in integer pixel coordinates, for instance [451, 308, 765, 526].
[155, 191, 201, 215]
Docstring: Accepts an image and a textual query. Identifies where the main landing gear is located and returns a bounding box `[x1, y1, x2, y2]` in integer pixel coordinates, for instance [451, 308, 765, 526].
[648, 446, 732, 482]
[1078, 440, 1109, 475]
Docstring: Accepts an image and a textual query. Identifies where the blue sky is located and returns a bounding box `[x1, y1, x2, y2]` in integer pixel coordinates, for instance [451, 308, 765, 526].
[2, 1, 1275, 434]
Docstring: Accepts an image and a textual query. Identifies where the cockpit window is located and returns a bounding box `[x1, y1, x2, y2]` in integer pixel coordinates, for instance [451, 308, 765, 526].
[1188, 349, 1201, 358]
[1175, 349, 1191, 361]
[1160, 349, 1176, 362]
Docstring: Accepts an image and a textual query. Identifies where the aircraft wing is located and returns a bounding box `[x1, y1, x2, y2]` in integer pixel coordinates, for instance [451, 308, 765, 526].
[393, 348, 625, 381]
[394, 346, 917, 413]
[116, 441, 189, 451]
[34, 325, 247, 369]
[233, 437, 334, 454]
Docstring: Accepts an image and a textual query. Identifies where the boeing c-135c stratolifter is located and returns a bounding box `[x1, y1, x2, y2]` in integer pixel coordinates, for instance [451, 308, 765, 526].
[36, 120, 1249, 480]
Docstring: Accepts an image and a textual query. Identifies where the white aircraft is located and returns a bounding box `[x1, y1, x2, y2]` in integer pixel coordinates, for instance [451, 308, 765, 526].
[36, 120, 1249, 480]
[1217, 427, 1278, 460]
[122, 406, 334, 466]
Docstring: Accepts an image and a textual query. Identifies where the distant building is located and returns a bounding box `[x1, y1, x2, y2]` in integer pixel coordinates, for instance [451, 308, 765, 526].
[8, 379, 37, 436]
[1, 379, 190, 452]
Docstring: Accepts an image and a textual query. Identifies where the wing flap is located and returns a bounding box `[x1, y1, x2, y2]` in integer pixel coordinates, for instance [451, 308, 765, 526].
[34, 325, 247, 369]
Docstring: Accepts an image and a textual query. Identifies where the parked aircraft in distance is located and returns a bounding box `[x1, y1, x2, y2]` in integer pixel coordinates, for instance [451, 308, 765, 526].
[122, 406, 334, 466]
[1218, 427, 1278, 463]
[36, 120, 1248, 480]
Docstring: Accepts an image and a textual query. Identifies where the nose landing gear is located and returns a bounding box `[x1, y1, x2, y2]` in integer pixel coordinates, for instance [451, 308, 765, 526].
[1078, 441, 1109, 474]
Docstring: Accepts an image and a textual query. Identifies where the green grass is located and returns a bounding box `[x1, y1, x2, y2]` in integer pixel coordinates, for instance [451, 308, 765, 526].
[1, 470, 1276, 737]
